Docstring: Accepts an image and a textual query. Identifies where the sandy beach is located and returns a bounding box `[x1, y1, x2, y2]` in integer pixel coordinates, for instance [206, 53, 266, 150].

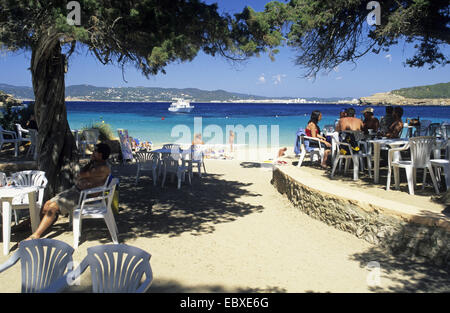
[0, 148, 449, 293]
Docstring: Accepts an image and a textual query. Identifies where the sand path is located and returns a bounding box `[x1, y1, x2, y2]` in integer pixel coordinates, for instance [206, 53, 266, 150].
[0, 159, 448, 292]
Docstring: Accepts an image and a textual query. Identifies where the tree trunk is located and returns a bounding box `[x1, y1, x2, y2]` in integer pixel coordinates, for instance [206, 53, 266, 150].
[31, 35, 79, 198]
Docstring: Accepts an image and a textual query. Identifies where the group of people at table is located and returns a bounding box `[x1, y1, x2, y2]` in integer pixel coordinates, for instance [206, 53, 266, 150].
[305, 106, 404, 168]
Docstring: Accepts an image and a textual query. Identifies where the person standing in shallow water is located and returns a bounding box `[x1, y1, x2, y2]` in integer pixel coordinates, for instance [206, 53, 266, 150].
[305, 110, 331, 168]
[229, 130, 235, 152]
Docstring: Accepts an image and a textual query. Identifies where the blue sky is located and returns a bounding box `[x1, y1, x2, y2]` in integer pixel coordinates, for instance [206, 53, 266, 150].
[0, 0, 448, 99]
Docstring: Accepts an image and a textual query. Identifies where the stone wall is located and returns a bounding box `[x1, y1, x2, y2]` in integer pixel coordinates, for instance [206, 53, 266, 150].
[271, 168, 450, 268]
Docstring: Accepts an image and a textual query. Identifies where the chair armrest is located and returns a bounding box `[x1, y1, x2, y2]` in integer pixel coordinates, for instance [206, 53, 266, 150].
[136, 278, 153, 293]
[40, 258, 89, 293]
[388, 143, 410, 153]
[80, 186, 108, 196]
[0, 251, 20, 274]
[2, 131, 17, 139]
[336, 141, 356, 155]
[303, 135, 325, 148]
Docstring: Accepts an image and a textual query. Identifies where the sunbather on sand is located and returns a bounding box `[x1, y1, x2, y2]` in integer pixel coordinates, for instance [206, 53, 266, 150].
[24, 143, 111, 241]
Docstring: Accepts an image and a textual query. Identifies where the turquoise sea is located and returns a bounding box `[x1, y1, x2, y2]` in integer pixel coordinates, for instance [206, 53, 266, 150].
[60, 101, 450, 147]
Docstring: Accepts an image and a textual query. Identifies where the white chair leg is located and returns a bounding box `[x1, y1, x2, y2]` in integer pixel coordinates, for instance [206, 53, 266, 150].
[135, 166, 140, 185]
[331, 157, 340, 179]
[352, 156, 359, 181]
[161, 170, 167, 187]
[426, 164, 440, 194]
[177, 174, 182, 189]
[2, 201, 12, 255]
[422, 167, 427, 190]
[104, 213, 119, 244]
[405, 167, 414, 195]
[394, 166, 400, 190]
[298, 150, 306, 167]
[73, 212, 81, 249]
[152, 169, 157, 186]
[367, 157, 372, 178]
[344, 158, 350, 173]
[386, 164, 392, 191]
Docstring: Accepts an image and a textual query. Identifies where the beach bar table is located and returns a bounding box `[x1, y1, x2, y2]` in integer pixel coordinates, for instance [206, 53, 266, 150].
[368, 138, 409, 184]
[1, 186, 39, 255]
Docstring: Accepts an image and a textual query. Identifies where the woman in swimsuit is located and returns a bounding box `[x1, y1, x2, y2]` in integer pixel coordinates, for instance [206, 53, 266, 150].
[306, 110, 332, 168]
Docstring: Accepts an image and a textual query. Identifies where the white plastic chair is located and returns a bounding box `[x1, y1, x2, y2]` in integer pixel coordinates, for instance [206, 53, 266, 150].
[15, 124, 31, 145]
[11, 170, 48, 225]
[0, 125, 19, 157]
[428, 139, 450, 191]
[72, 177, 119, 249]
[414, 120, 432, 136]
[80, 129, 99, 157]
[161, 154, 190, 189]
[297, 135, 325, 168]
[386, 136, 439, 195]
[46, 244, 153, 293]
[188, 145, 206, 178]
[0, 238, 74, 293]
[25, 129, 38, 160]
[330, 134, 360, 181]
[134, 151, 159, 185]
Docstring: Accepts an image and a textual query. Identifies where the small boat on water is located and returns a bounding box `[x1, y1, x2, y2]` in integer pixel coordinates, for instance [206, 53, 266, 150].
[168, 98, 195, 113]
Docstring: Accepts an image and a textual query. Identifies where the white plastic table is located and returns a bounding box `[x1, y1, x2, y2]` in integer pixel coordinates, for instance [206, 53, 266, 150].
[1, 186, 39, 255]
[368, 138, 409, 184]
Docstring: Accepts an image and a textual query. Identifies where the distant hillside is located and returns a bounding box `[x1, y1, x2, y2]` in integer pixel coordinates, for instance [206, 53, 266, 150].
[0, 84, 272, 102]
[0, 83, 354, 103]
[0, 84, 34, 100]
[391, 82, 450, 99]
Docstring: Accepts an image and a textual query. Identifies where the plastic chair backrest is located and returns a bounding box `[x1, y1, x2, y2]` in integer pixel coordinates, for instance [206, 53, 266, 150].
[409, 136, 435, 168]
[85, 244, 152, 293]
[12, 171, 48, 204]
[428, 123, 441, 137]
[415, 120, 432, 136]
[83, 129, 99, 144]
[441, 123, 450, 140]
[162, 144, 181, 153]
[18, 239, 74, 293]
[12, 170, 47, 187]
[135, 151, 158, 163]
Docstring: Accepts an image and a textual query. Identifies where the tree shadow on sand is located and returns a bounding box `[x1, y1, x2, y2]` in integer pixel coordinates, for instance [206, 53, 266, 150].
[349, 246, 450, 293]
[108, 164, 264, 242]
[64, 277, 287, 293]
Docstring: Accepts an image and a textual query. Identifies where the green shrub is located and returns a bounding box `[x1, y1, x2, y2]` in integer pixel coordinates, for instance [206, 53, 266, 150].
[81, 122, 115, 142]
[0, 102, 34, 131]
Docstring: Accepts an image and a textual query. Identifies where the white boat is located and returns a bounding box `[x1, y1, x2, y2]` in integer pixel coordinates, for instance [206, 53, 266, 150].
[168, 98, 195, 113]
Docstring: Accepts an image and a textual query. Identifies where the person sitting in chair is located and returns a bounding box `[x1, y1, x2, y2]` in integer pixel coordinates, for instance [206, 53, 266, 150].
[25, 143, 111, 241]
[335, 108, 363, 132]
[362, 107, 379, 135]
[385, 107, 404, 139]
[306, 110, 332, 168]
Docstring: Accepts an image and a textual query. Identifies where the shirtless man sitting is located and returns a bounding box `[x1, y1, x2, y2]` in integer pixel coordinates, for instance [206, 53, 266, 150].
[25, 143, 111, 240]
[335, 108, 363, 132]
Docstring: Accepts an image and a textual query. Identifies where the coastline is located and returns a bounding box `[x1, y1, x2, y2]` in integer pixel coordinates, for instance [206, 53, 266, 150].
[16, 97, 449, 106]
